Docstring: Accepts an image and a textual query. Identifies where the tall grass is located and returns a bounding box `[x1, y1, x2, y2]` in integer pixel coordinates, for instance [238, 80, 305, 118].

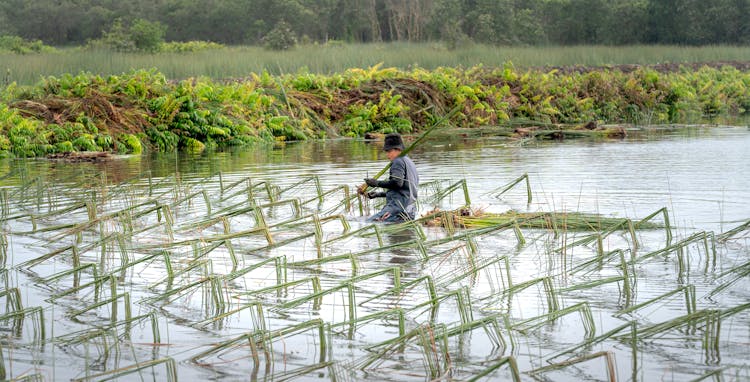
[2, 44, 750, 85]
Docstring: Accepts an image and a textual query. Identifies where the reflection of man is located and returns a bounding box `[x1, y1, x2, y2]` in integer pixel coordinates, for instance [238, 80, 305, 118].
[361, 133, 419, 223]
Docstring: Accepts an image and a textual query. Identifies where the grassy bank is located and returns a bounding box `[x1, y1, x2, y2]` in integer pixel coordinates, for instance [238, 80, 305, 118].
[1, 63, 749, 157]
[3, 44, 750, 86]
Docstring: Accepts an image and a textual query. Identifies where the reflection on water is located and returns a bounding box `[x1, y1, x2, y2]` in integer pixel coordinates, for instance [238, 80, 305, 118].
[0, 125, 749, 381]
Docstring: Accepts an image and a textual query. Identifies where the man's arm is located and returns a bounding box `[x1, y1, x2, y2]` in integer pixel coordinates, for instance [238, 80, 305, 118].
[375, 158, 406, 190]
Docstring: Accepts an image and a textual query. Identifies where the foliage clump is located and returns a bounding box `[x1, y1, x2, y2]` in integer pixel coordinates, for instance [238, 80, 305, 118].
[0, 64, 748, 157]
[88, 18, 166, 53]
[0, 35, 56, 54]
[159, 41, 224, 53]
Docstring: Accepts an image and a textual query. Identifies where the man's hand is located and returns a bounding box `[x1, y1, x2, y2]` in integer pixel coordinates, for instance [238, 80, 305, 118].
[356, 183, 368, 195]
[366, 191, 382, 199]
[364, 178, 379, 187]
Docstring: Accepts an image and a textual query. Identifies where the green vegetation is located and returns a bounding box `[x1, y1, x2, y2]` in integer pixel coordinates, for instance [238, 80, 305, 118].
[1, 0, 749, 47]
[1, 62, 748, 157]
[0, 35, 56, 54]
[2, 44, 750, 86]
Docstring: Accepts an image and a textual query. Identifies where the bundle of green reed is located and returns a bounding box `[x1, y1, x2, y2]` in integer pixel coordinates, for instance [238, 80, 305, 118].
[426, 208, 663, 231]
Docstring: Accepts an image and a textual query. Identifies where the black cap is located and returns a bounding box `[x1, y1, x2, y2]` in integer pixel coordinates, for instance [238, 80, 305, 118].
[383, 133, 405, 151]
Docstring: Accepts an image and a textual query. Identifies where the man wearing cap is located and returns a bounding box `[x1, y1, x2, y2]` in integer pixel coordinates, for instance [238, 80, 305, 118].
[361, 133, 419, 223]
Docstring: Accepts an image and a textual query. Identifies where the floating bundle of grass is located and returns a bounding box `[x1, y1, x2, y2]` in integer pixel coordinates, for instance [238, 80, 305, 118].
[426, 208, 663, 231]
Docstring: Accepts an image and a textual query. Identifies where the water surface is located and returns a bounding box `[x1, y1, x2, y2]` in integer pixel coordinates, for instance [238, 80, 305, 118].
[0, 125, 748, 381]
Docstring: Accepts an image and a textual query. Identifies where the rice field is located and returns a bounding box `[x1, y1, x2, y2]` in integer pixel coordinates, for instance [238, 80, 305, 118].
[0, 128, 749, 381]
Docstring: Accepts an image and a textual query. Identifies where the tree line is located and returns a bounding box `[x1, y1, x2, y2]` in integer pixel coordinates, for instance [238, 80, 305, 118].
[1, 0, 748, 47]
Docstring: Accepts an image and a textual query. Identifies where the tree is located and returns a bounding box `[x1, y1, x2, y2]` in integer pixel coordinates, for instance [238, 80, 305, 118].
[130, 19, 166, 52]
[263, 20, 297, 50]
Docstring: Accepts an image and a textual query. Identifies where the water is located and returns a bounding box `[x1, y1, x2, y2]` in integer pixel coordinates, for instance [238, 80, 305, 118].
[0, 125, 748, 381]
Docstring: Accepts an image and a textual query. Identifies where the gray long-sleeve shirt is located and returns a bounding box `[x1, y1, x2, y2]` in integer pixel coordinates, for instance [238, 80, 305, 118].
[381, 155, 419, 217]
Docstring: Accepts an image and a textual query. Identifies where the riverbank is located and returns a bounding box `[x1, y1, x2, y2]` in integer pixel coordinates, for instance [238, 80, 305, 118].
[1, 63, 748, 157]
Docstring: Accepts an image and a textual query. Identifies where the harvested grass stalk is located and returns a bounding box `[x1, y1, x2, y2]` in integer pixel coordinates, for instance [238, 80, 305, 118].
[71, 357, 178, 382]
[438, 255, 511, 290]
[407, 288, 473, 325]
[424, 179, 472, 206]
[195, 301, 266, 329]
[56, 311, 161, 345]
[0, 287, 23, 312]
[360, 275, 437, 307]
[466, 356, 521, 382]
[70, 292, 131, 325]
[235, 277, 320, 301]
[191, 318, 328, 366]
[515, 302, 595, 338]
[710, 259, 750, 297]
[530, 351, 617, 382]
[717, 219, 750, 242]
[330, 308, 406, 339]
[486, 173, 532, 204]
[616, 285, 697, 316]
[433, 208, 662, 231]
[445, 315, 508, 350]
[546, 322, 631, 362]
[632, 231, 715, 266]
[687, 368, 728, 382]
[484, 276, 558, 314]
[279, 282, 356, 322]
[18, 245, 79, 269]
[636, 206, 672, 242]
[0, 306, 45, 343]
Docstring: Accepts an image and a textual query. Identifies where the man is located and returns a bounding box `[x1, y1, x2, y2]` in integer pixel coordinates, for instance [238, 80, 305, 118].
[361, 133, 419, 223]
